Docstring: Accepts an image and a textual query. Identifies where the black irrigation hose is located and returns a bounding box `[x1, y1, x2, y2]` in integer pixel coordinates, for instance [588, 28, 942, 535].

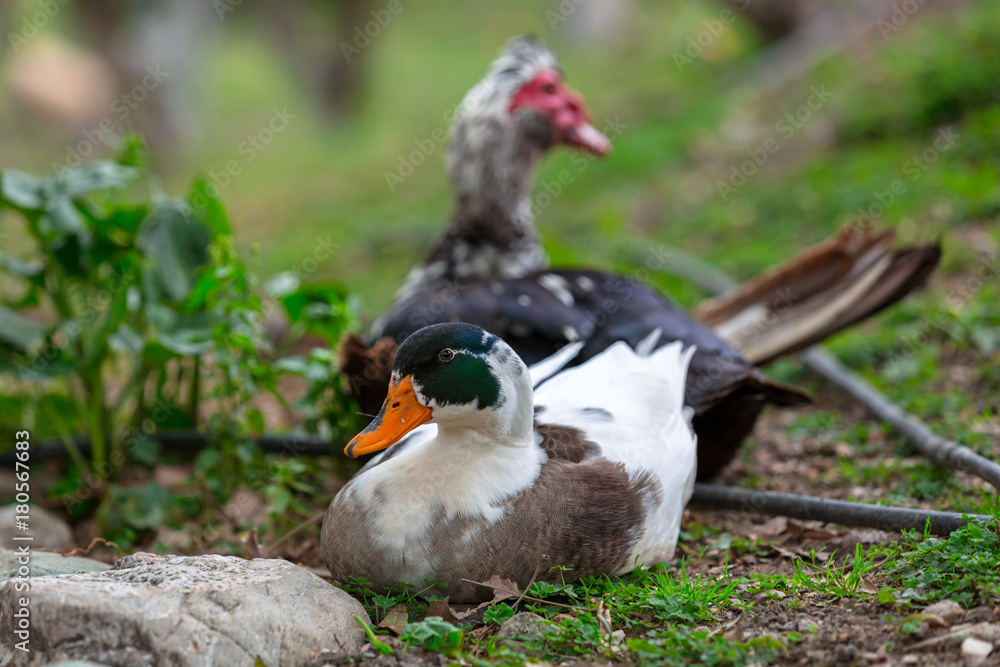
[690, 483, 996, 536]
[6, 432, 993, 537]
[1, 431, 332, 466]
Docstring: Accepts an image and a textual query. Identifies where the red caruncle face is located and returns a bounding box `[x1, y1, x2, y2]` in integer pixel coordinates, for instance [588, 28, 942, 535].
[508, 68, 611, 156]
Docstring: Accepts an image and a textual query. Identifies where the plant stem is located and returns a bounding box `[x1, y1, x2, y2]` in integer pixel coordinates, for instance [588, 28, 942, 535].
[41, 397, 90, 474]
[189, 355, 201, 425]
[87, 372, 106, 473]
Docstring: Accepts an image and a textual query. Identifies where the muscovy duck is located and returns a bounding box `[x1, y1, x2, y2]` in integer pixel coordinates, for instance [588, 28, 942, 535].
[324, 323, 696, 602]
[341, 36, 940, 479]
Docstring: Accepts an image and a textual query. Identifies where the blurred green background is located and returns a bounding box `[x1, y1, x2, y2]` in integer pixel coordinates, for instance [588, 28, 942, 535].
[2, 0, 998, 325]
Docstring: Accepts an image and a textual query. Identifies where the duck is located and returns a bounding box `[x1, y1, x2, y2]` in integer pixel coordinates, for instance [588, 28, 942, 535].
[323, 322, 697, 602]
[341, 36, 941, 480]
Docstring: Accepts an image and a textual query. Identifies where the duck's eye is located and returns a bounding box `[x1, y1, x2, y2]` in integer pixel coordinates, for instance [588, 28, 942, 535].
[438, 348, 455, 362]
[542, 82, 557, 95]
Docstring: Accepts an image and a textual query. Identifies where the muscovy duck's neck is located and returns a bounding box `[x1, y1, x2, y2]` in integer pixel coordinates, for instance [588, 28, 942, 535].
[438, 116, 548, 273]
[415, 124, 547, 291]
[393, 112, 550, 302]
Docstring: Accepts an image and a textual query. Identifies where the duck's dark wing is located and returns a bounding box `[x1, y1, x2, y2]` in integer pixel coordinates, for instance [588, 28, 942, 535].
[375, 268, 792, 412]
[370, 268, 799, 480]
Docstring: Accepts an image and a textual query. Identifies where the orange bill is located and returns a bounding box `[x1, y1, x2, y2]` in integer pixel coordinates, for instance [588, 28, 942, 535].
[345, 375, 433, 457]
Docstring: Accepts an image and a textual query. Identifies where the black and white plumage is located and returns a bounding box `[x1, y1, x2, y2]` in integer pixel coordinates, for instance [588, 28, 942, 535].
[324, 323, 696, 602]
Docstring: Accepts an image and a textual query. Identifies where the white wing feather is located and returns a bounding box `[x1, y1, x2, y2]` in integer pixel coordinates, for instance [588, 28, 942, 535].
[532, 340, 697, 566]
[529, 341, 584, 388]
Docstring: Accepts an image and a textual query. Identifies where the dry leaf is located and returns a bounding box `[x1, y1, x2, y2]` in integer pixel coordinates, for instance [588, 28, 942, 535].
[753, 516, 788, 538]
[425, 598, 464, 623]
[786, 519, 839, 540]
[772, 545, 798, 559]
[859, 577, 879, 595]
[462, 574, 520, 603]
[832, 442, 855, 459]
[722, 627, 745, 642]
[153, 464, 193, 491]
[242, 527, 264, 559]
[595, 599, 613, 637]
[460, 574, 524, 614]
[378, 604, 408, 635]
[222, 487, 268, 528]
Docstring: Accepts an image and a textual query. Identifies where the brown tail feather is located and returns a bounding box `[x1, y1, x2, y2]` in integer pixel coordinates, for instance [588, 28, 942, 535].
[693, 226, 942, 365]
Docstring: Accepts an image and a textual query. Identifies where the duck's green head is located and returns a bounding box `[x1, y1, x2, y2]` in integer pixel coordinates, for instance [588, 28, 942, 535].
[346, 323, 525, 457]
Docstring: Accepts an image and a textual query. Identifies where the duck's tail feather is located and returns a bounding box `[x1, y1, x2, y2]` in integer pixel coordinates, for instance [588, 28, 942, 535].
[692, 226, 941, 365]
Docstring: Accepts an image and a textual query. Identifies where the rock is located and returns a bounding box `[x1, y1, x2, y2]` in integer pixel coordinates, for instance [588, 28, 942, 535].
[0, 552, 367, 667]
[499, 612, 549, 642]
[722, 627, 745, 642]
[0, 550, 110, 581]
[797, 615, 821, 632]
[961, 636, 993, 664]
[0, 505, 73, 550]
[953, 623, 1000, 644]
[833, 644, 861, 662]
[925, 599, 965, 625]
[965, 607, 998, 624]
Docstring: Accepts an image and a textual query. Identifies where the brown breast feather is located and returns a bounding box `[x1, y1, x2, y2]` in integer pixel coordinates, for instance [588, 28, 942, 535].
[322, 437, 660, 603]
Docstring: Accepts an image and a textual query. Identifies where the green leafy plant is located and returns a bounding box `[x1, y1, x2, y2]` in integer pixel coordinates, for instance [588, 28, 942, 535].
[0, 144, 360, 544]
[400, 617, 464, 656]
[0, 144, 223, 474]
[482, 603, 515, 625]
[880, 519, 1000, 607]
[339, 576, 446, 625]
[626, 627, 784, 666]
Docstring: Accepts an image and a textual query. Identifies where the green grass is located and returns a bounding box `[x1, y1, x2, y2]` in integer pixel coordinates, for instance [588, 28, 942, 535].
[336, 519, 999, 664]
[879, 520, 1000, 608]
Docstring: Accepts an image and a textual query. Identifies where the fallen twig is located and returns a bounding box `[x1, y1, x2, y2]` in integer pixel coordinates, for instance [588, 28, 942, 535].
[243, 527, 264, 559]
[53, 536, 121, 559]
[689, 484, 996, 536]
[461, 577, 590, 613]
[905, 623, 1000, 651]
[265, 510, 326, 554]
[8, 431, 331, 466]
[512, 554, 549, 611]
